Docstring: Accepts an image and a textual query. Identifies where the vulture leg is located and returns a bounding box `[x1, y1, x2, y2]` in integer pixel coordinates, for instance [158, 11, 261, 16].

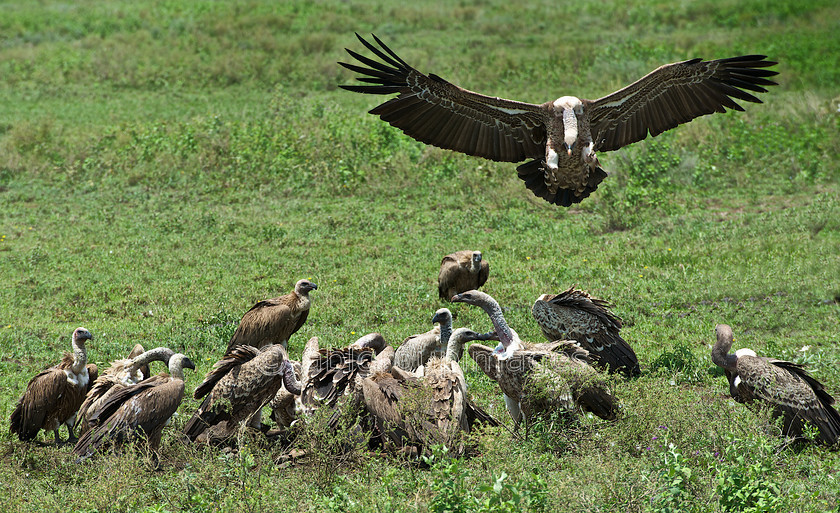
[504, 394, 522, 426]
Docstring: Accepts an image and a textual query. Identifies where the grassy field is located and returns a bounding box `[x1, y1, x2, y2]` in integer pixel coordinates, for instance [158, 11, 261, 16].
[1, 0, 839, 511]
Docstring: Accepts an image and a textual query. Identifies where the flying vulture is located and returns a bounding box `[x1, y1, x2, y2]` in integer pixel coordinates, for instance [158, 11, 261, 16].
[10, 327, 97, 444]
[76, 346, 175, 435]
[73, 353, 195, 465]
[184, 344, 301, 445]
[532, 287, 640, 376]
[339, 34, 778, 206]
[453, 290, 616, 425]
[712, 324, 840, 446]
[438, 251, 490, 301]
[225, 279, 318, 353]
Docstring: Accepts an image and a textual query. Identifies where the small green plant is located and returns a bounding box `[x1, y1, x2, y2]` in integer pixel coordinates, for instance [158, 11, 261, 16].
[649, 443, 694, 513]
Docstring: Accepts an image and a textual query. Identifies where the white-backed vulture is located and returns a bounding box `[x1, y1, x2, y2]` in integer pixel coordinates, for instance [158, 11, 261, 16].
[10, 327, 97, 444]
[438, 251, 489, 301]
[532, 287, 639, 376]
[77, 346, 175, 435]
[712, 324, 840, 446]
[453, 290, 616, 425]
[73, 353, 195, 464]
[360, 328, 498, 455]
[184, 344, 301, 445]
[225, 279, 318, 353]
[340, 34, 777, 206]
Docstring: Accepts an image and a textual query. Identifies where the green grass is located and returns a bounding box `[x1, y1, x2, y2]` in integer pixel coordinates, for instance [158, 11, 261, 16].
[1, 0, 839, 511]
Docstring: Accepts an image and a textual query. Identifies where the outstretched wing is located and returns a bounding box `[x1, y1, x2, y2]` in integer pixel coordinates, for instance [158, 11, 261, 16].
[340, 33, 548, 163]
[587, 55, 777, 152]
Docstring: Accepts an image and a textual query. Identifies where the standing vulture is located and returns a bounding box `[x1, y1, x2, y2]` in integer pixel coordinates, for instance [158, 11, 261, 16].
[339, 33, 777, 206]
[10, 327, 97, 444]
[76, 346, 175, 435]
[453, 290, 616, 425]
[712, 324, 840, 446]
[532, 287, 639, 376]
[438, 251, 489, 301]
[360, 327, 499, 456]
[73, 353, 195, 464]
[225, 279, 318, 353]
[184, 344, 302, 445]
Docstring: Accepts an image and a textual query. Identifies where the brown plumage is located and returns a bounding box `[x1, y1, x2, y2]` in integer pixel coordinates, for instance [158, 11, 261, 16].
[469, 341, 617, 426]
[184, 344, 300, 445]
[340, 34, 777, 206]
[712, 324, 840, 446]
[451, 290, 616, 425]
[73, 354, 195, 464]
[225, 279, 318, 353]
[532, 287, 639, 376]
[360, 328, 498, 455]
[438, 250, 489, 301]
[76, 346, 175, 435]
[10, 327, 96, 444]
[301, 333, 387, 410]
[394, 326, 440, 373]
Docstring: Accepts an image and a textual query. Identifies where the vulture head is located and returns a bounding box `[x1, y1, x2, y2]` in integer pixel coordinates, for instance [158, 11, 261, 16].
[295, 279, 318, 296]
[73, 327, 94, 345]
[431, 308, 452, 327]
[471, 251, 483, 269]
[169, 353, 196, 379]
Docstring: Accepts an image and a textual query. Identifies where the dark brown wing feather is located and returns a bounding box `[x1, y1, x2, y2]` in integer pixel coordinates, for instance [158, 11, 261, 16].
[533, 288, 639, 376]
[74, 375, 184, 459]
[225, 293, 303, 353]
[340, 33, 548, 163]
[184, 345, 287, 443]
[302, 347, 376, 408]
[737, 356, 840, 445]
[193, 345, 260, 400]
[587, 55, 778, 152]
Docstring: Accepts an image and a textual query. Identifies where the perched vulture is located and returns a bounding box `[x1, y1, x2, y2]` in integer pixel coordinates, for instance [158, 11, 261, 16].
[184, 344, 301, 445]
[10, 327, 97, 444]
[225, 279, 318, 353]
[438, 251, 490, 301]
[73, 353, 195, 464]
[712, 324, 840, 446]
[339, 33, 778, 206]
[453, 290, 616, 425]
[360, 327, 498, 455]
[76, 346, 175, 435]
[532, 287, 639, 376]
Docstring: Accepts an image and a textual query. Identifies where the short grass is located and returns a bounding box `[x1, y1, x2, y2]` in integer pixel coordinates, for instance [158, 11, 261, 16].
[1, 0, 839, 511]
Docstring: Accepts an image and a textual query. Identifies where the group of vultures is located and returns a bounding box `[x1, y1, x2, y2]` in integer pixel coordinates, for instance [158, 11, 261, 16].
[10, 35, 840, 466]
[10, 249, 840, 466]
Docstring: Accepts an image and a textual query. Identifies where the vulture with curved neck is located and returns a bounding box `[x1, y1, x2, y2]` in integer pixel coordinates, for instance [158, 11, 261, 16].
[712, 324, 840, 445]
[438, 251, 490, 301]
[10, 327, 97, 444]
[532, 287, 639, 376]
[77, 346, 175, 434]
[184, 344, 301, 445]
[225, 279, 318, 353]
[340, 34, 777, 206]
[453, 290, 616, 425]
[73, 353, 195, 464]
